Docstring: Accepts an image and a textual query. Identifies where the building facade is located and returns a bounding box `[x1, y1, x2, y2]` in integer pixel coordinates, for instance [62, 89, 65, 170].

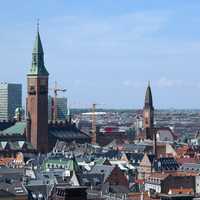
[0, 83, 22, 121]
[48, 96, 68, 121]
[145, 172, 199, 194]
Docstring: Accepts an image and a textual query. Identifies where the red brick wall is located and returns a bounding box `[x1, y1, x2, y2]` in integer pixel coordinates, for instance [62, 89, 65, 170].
[27, 76, 49, 153]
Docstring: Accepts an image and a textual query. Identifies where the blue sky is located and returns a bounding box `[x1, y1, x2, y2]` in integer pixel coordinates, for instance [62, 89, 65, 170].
[0, 1, 200, 109]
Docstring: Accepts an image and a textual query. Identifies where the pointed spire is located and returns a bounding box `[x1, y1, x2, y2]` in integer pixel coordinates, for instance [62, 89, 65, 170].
[32, 30, 44, 54]
[144, 81, 153, 108]
[28, 21, 49, 76]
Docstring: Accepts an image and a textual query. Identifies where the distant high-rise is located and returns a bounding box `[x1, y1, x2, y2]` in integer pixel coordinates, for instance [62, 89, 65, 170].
[48, 96, 68, 121]
[143, 82, 154, 140]
[0, 83, 22, 121]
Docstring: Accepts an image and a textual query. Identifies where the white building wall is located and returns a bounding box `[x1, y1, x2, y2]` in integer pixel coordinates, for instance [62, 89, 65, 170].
[195, 175, 200, 194]
[145, 183, 161, 193]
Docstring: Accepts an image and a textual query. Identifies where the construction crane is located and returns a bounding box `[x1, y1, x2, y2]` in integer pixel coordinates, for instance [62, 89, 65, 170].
[91, 103, 97, 145]
[51, 81, 66, 122]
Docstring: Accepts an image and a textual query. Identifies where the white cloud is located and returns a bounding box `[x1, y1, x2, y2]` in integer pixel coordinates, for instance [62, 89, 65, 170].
[122, 77, 200, 89]
[122, 80, 146, 88]
[155, 77, 183, 88]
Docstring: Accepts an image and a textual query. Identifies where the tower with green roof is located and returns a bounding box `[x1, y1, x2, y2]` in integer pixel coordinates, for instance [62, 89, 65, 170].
[26, 24, 49, 153]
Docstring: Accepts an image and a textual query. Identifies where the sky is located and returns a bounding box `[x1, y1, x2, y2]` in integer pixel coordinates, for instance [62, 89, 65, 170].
[0, 1, 200, 109]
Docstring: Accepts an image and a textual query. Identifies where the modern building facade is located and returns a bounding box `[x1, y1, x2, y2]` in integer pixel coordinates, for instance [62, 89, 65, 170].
[0, 83, 22, 121]
[48, 96, 68, 121]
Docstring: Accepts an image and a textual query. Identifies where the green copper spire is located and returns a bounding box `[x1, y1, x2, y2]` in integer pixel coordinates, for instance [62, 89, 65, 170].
[29, 23, 49, 76]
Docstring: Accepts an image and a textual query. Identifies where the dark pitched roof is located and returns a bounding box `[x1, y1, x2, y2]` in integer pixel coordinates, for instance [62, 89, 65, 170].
[89, 165, 115, 182]
[49, 123, 90, 141]
[26, 184, 52, 200]
[126, 153, 144, 166]
[0, 167, 24, 176]
[95, 150, 122, 160]
[79, 173, 104, 186]
[154, 157, 179, 171]
[123, 143, 152, 152]
[109, 185, 129, 194]
[0, 182, 27, 196]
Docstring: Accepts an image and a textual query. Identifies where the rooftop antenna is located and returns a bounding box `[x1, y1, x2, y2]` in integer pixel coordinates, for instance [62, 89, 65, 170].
[37, 18, 40, 32]
[148, 80, 151, 87]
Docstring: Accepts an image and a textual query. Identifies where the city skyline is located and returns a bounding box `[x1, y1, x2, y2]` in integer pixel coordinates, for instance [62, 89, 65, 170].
[0, 1, 200, 109]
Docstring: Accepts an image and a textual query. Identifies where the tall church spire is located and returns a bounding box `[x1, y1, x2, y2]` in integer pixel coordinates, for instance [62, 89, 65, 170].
[26, 23, 49, 153]
[29, 23, 49, 76]
[144, 81, 153, 109]
[143, 82, 154, 140]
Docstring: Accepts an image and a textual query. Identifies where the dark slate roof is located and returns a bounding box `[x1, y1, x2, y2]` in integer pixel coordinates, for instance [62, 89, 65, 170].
[125, 153, 144, 166]
[49, 123, 90, 141]
[94, 150, 122, 160]
[0, 121, 90, 144]
[0, 168, 24, 176]
[26, 184, 52, 200]
[0, 182, 27, 196]
[0, 190, 15, 197]
[123, 143, 152, 152]
[79, 173, 104, 186]
[154, 157, 179, 171]
[0, 173, 23, 183]
[180, 163, 200, 172]
[109, 185, 129, 194]
[89, 165, 115, 182]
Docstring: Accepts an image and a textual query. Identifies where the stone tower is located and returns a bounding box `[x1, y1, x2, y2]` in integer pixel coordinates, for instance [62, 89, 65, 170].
[143, 82, 154, 140]
[26, 27, 49, 153]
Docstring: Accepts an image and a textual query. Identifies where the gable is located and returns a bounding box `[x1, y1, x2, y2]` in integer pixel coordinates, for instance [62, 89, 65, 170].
[140, 154, 151, 167]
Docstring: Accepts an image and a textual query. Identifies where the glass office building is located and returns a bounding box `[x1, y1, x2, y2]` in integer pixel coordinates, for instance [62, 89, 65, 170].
[0, 83, 22, 121]
[48, 96, 68, 121]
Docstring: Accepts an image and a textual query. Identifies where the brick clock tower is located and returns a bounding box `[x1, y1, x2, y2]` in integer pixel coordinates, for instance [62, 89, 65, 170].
[143, 82, 154, 140]
[26, 28, 49, 153]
